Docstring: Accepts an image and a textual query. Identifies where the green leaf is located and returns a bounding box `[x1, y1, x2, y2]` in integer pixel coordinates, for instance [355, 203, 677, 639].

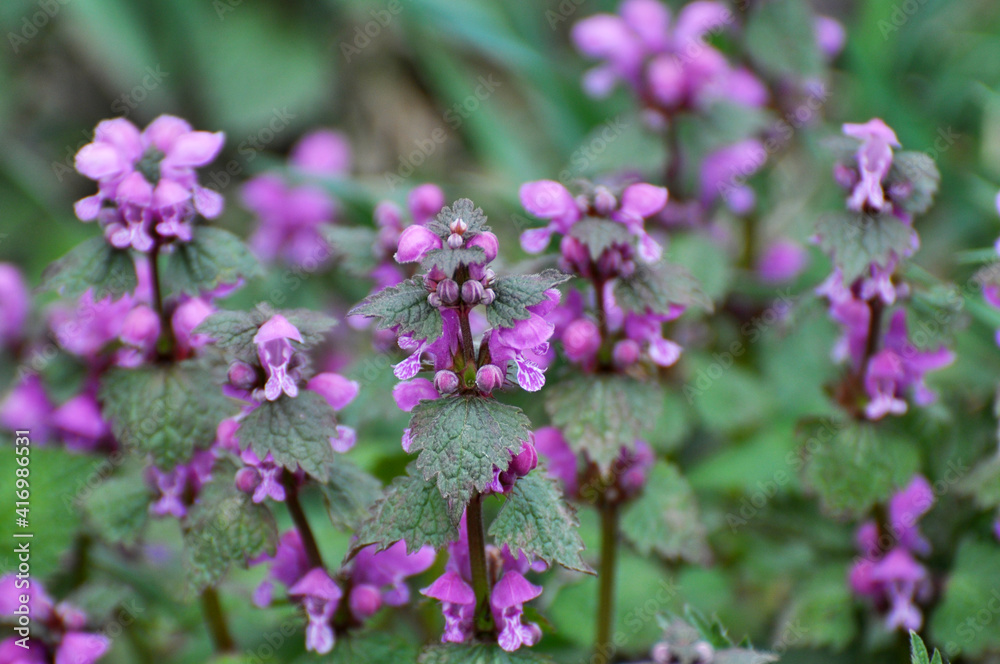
[418, 643, 554, 664]
[801, 421, 919, 518]
[163, 226, 261, 297]
[910, 631, 931, 664]
[569, 218, 634, 260]
[620, 461, 710, 565]
[426, 198, 490, 237]
[745, 0, 823, 79]
[422, 246, 487, 276]
[408, 395, 531, 519]
[183, 473, 278, 593]
[545, 375, 662, 470]
[322, 226, 378, 277]
[931, 538, 1000, 658]
[348, 277, 443, 342]
[80, 471, 152, 545]
[489, 470, 593, 574]
[100, 361, 236, 469]
[776, 565, 855, 651]
[195, 304, 336, 363]
[315, 630, 420, 664]
[351, 469, 458, 555]
[317, 459, 382, 530]
[661, 614, 778, 664]
[283, 308, 339, 347]
[957, 453, 1000, 509]
[615, 261, 712, 315]
[815, 211, 915, 283]
[889, 151, 940, 215]
[39, 236, 137, 301]
[486, 269, 571, 329]
[237, 392, 339, 482]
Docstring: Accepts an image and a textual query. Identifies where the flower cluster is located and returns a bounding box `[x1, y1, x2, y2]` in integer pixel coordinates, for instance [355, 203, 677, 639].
[0, 575, 109, 664]
[242, 130, 351, 267]
[571, 0, 768, 124]
[73, 116, 224, 251]
[251, 532, 435, 653]
[369, 184, 447, 292]
[849, 476, 934, 631]
[420, 518, 545, 651]
[534, 427, 654, 503]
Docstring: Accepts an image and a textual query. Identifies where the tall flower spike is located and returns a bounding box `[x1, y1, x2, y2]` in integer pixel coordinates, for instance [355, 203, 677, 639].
[254, 314, 303, 401]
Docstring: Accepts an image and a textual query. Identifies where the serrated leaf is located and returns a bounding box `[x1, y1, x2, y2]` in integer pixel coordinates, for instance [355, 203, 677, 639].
[545, 375, 662, 470]
[80, 471, 151, 545]
[663, 613, 777, 664]
[321, 225, 378, 277]
[486, 269, 571, 329]
[283, 308, 338, 346]
[569, 218, 634, 260]
[195, 304, 335, 363]
[163, 226, 261, 296]
[183, 473, 278, 593]
[890, 151, 940, 215]
[930, 538, 1000, 657]
[801, 421, 919, 518]
[421, 246, 487, 275]
[815, 211, 915, 283]
[313, 630, 420, 664]
[615, 261, 712, 315]
[40, 236, 137, 300]
[426, 198, 490, 237]
[620, 461, 710, 564]
[100, 361, 236, 469]
[418, 643, 554, 664]
[910, 631, 931, 664]
[957, 454, 1000, 510]
[348, 277, 442, 342]
[489, 470, 593, 574]
[317, 459, 382, 530]
[408, 396, 531, 519]
[237, 392, 338, 482]
[776, 565, 855, 651]
[351, 469, 457, 556]
[745, 0, 823, 79]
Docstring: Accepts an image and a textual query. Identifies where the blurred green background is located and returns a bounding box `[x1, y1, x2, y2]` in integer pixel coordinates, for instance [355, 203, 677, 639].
[4, 0, 1000, 663]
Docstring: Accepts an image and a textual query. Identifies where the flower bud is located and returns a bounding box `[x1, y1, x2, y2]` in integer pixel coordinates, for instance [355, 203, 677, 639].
[437, 279, 460, 305]
[349, 584, 383, 621]
[612, 339, 641, 368]
[450, 217, 468, 235]
[461, 279, 484, 305]
[475, 364, 505, 394]
[481, 288, 496, 306]
[509, 440, 538, 477]
[228, 361, 258, 390]
[447, 233, 464, 249]
[593, 186, 617, 215]
[120, 305, 161, 348]
[434, 370, 460, 394]
[427, 292, 442, 308]
[235, 467, 261, 494]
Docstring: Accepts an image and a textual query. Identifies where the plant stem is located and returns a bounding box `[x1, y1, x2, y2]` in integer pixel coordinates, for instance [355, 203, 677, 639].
[665, 119, 683, 193]
[283, 475, 325, 570]
[595, 499, 619, 659]
[459, 307, 477, 366]
[200, 587, 236, 652]
[148, 242, 177, 358]
[466, 491, 495, 638]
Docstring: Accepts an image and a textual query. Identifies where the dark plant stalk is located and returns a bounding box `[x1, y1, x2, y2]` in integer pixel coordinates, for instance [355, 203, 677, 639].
[595, 499, 619, 659]
[467, 491, 495, 637]
[283, 474, 324, 569]
[200, 587, 236, 652]
[148, 242, 177, 358]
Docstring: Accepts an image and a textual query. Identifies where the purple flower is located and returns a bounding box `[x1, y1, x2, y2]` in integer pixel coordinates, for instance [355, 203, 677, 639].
[889, 475, 934, 556]
[348, 541, 436, 620]
[395, 224, 444, 263]
[815, 16, 846, 59]
[756, 239, 808, 284]
[55, 632, 110, 664]
[623, 311, 683, 367]
[254, 314, 303, 401]
[562, 318, 602, 365]
[699, 140, 766, 215]
[534, 427, 580, 496]
[251, 530, 311, 607]
[51, 393, 109, 452]
[392, 378, 440, 412]
[238, 449, 286, 503]
[871, 548, 928, 632]
[307, 373, 360, 411]
[487, 289, 560, 392]
[518, 181, 582, 253]
[289, 129, 351, 176]
[244, 175, 337, 267]
[1, 377, 54, 444]
[0, 264, 29, 348]
[148, 451, 214, 518]
[421, 571, 476, 644]
[491, 571, 543, 652]
[842, 118, 901, 213]
[120, 304, 160, 349]
[74, 116, 224, 250]
[289, 568, 343, 655]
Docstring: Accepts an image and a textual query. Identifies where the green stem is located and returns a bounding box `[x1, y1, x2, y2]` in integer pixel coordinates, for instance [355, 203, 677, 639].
[467, 491, 495, 638]
[595, 499, 619, 659]
[284, 475, 325, 569]
[200, 587, 236, 652]
[459, 306, 477, 366]
[665, 119, 683, 193]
